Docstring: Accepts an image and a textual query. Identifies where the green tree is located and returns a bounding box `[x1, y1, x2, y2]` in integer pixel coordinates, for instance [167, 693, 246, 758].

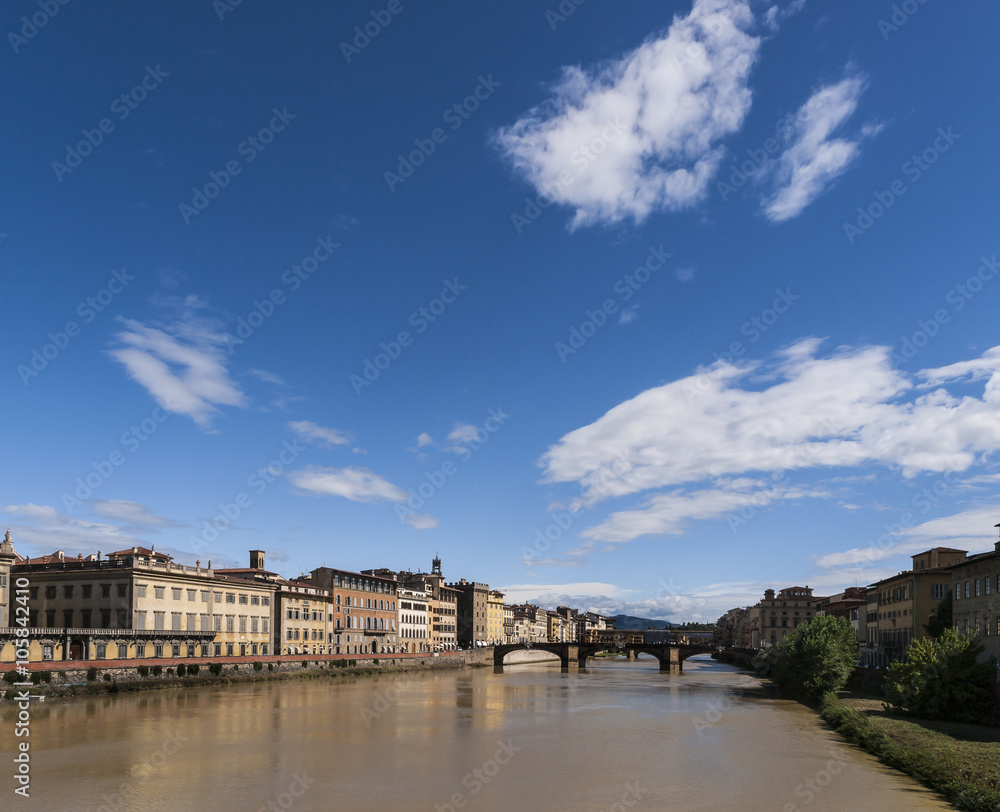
[884, 628, 996, 722]
[773, 616, 859, 703]
[923, 590, 953, 638]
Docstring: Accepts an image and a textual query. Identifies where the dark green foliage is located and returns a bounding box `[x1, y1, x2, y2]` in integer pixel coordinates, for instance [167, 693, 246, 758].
[924, 591, 953, 638]
[176, 664, 186, 677]
[3, 670, 19, 685]
[151, 665, 162, 677]
[103, 673, 113, 682]
[208, 663, 222, 676]
[87, 667, 98, 682]
[253, 661, 262, 671]
[373, 659, 379, 666]
[267, 662, 274, 672]
[187, 664, 199, 676]
[884, 628, 997, 723]
[772, 615, 858, 703]
[137, 665, 149, 678]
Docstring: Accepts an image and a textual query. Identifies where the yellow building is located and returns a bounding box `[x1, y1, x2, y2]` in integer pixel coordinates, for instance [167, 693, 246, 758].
[0, 545, 275, 663]
[486, 590, 504, 645]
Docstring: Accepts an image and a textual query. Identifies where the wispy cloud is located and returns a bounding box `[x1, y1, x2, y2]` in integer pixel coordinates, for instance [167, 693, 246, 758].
[403, 512, 439, 530]
[246, 368, 286, 386]
[288, 420, 351, 449]
[90, 500, 180, 528]
[288, 466, 407, 503]
[541, 340, 1000, 543]
[761, 72, 879, 222]
[109, 306, 246, 430]
[496, 0, 761, 228]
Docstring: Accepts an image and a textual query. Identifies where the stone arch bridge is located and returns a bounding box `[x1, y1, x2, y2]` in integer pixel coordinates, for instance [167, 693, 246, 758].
[492, 642, 719, 674]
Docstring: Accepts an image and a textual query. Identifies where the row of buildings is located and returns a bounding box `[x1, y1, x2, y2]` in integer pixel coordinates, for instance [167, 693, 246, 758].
[716, 535, 1000, 670]
[0, 532, 616, 664]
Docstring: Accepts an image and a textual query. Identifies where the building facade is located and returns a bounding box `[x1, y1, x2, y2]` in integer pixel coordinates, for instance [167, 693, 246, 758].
[449, 578, 489, 647]
[951, 538, 1000, 669]
[486, 590, 504, 645]
[306, 567, 398, 655]
[397, 585, 431, 653]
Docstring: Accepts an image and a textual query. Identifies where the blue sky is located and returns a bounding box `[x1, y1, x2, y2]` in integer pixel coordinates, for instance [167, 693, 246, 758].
[4, 0, 1000, 621]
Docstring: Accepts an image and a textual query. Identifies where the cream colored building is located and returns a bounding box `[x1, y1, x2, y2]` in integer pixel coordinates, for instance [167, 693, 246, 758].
[486, 590, 504, 645]
[1, 546, 275, 662]
[398, 585, 431, 653]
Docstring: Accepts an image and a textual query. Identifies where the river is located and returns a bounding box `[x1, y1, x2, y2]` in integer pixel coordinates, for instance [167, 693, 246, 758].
[1, 656, 953, 811]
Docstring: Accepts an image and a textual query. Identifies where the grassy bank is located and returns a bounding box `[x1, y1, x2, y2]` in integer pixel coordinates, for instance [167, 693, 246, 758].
[820, 692, 1000, 811]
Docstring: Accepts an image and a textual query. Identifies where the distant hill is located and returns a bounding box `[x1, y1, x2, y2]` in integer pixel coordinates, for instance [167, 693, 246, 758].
[610, 614, 715, 631]
[611, 614, 671, 630]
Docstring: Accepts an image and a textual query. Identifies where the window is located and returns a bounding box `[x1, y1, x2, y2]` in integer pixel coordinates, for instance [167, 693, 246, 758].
[187, 590, 196, 601]
[262, 618, 269, 633]
[965, 581, 970, 598]
[135, 611, 146, 630]
[251, 595, 260, 605]
[987, 578, 991, 596]
[95, 643, 106, 659]
[214, 591, 222, 602]
[100, 609, 111, 628]
[155, 586, 165, 599]
[118, 643, 128, 659]
[262, 597, 270, 607]
[154, 643, 164, 658]
[81, 584, 92, 599]
[135, 644, 145, 659]
[30, 586, 38, 600]
[187, 613, 196, 630]
[239, 616, 247, 633]
[42, 645, 53, 660]
[932, 584, 946, 599]
[226, 593, 236, 604]
[187, 643, 196, 657]
[201, 613, 209, 629]
[956, 583, 961, 601]
[252, 643, 259, 655]
[138, 585, 147, 598]
[976, 579, 981, 597]
[62, 609, 73, 627]
[226, 615, 235, 633]
[213, 644, 222, 656]
[154, 611, 165, 630]
[201, 590, 210, 602]
[82, 609, 92, 627]
[117, 584, 127, 598]
[251, 617, 259, 633]
[172, 643, 181, 657]
[226, 643, 234, 656]
[172, 613, 181, 631]
[239, 594, 248, 605]
[261, 643, 268, 655]
[63, 585, 74, 598]
[172, 588, 182, 600]
[45, 586, 56, 599]
[214, 615, 222, 632]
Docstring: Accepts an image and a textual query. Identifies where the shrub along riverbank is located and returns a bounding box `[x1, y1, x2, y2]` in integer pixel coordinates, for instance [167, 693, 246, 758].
[820, 692, 1000, 812]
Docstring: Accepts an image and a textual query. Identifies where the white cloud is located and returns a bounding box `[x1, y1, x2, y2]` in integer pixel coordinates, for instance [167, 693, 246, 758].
[496, 0, 760, 228]
[815, 505, 1000, 569]
[90, 500, 179, 527]
[246, 368, 286, 386]
[541, 340, 1000, 543]
[1, 503, 140, 557]
[288, 420, 351, 449]
[761, 73, 877, 222]
[403, 512, 440, 530]
[674, 266, 696, 282]
[416, 432, 434, 448]
[288, 466, 407, 503]
[109, 316, 246, 430]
